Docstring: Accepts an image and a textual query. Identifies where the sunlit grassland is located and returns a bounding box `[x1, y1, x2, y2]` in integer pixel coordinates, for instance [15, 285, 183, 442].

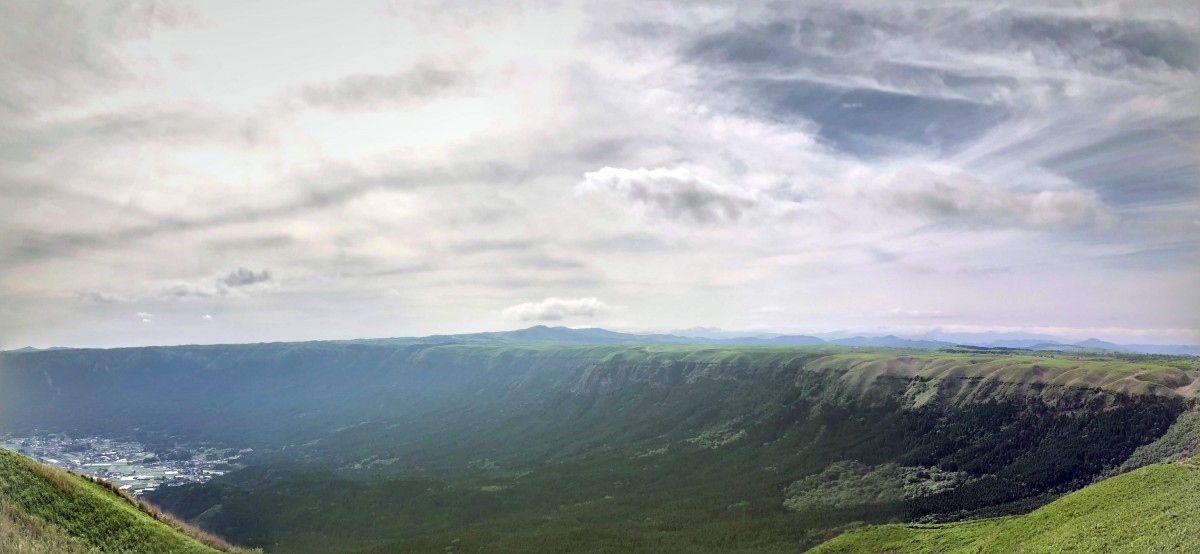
[0, 449, 252, 553]
[807, 462, 1200, 553]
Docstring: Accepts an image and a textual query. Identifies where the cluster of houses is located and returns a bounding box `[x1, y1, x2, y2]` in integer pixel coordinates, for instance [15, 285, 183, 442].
[1, 434, 239, 495]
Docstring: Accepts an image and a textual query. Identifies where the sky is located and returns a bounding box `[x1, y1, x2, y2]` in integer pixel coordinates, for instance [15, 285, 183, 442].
[1, 0, 1198, 349]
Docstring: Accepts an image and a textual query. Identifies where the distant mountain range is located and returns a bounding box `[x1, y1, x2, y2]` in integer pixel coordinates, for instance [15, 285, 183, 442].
[7, 326, 1195, 356]
[6, 346, 72, 353]
[394, 325, 1198, 356]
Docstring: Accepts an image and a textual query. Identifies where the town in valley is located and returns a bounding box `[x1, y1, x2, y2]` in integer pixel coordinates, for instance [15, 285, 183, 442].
[1, 433, 245, 495]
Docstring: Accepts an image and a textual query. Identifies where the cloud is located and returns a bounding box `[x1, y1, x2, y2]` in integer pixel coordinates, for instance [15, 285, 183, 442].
[220, 267, 272, 287]
[205, 235, 295, 253]
[925, 324, 1200, 343]
[502, 297, 618, 321]
[865, 169, 1119, 230]
[0, 163, 512, 267]
[157, 267, 274, 300]
[875, 308, 951, 319]
[0, 1, 1195, 349]
[202, 314, 213, 320]
[160, 282, 218, 300]
[135, 312, 152, 318]
[76, 291, 123, 303]
[0, 1, 199, 115]
[577, 167, 764, 224]
[957, 265, 1012, 276]
[1095, 241, 1200, 270]
[295, 64, 467, 110]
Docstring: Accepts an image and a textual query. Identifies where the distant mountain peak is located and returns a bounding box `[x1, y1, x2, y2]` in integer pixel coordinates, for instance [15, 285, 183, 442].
[1075, 338, 1124, 350]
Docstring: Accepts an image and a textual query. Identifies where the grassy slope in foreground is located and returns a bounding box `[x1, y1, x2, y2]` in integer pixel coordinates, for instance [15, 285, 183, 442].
[808, 462, 1200, 553]
[0, 449, 249, 554]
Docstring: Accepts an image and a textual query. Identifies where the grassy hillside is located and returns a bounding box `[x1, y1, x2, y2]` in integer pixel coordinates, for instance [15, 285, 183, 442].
[1, 497, 96, 554]
[0, 449, 251, 554]
[808, 462, 1200, 553]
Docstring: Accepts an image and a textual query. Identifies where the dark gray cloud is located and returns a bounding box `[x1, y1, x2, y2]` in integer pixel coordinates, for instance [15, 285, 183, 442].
[156, 267, 274, 301]
[577, 167, 763, 224]
[220, 267, 271, 287]
[296, 64, 468, 109]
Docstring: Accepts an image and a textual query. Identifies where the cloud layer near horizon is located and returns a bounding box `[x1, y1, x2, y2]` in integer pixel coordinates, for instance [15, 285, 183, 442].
[0, 0, 1197, 348]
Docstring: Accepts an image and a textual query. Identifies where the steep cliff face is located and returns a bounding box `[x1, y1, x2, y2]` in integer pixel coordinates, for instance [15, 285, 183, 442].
[571, 349, 1197, 406]
[555, 349, 1193, 520]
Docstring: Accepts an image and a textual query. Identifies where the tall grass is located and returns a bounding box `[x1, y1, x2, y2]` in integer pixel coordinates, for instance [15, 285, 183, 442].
[0, 498, 96, 554]
[0, 449, 257, 554]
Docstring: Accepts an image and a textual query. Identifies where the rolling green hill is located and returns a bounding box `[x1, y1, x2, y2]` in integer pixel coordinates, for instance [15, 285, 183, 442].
[0, 449, 251, 554]
[807, 461, 1200, 553]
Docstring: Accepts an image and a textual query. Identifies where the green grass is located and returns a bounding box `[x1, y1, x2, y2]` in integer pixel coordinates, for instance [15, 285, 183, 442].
[0, 449, 251, 554]
[0, 497, 97, 554]
[800, 351, 1195, 408]
[807, 462, 1200, 553]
